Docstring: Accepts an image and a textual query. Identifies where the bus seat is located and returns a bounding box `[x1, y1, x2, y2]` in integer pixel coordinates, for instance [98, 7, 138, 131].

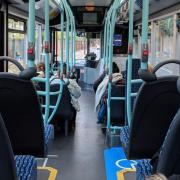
[50, 83, 76, 136]
[0, 73, 53, 157]
[15, 156, 37, 180]
[110, 84, 125, 125]
[136, 159, 152, 180]
[136, 107, 180, 179]
[156, 108, 180, 177]
[121, 76, 180, 159]
[0, 114, 37, 180]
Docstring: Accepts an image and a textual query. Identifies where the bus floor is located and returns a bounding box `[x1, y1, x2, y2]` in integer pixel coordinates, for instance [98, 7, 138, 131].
[37, 87, 106, 180]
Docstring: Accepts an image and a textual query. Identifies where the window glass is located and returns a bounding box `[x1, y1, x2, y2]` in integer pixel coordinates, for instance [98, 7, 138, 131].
[154, 17, 174, 62]
[56, 31, 66, 62]
[35, 24, 42, 63]
[89, 38, 101, 60]
[8, 32, 26, 73]
[76, 36, 87, 60]
[56, 32, 87, 61]
[152, 16, 179, 76]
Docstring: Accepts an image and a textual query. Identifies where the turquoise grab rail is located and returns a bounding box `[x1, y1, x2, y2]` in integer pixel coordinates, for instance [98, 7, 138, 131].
[61, 0, 70, 77]
[126, 0, 135, 126]
[47, 0, 76, 123]
[104, 5, 114, 72]
[106, 0, 124, 130]
[27, 0, 35, 68]
[103, 0, 150, 133]
[28, 0, 69, 124]
[62, 0, 76, 74]
[46, 1, 65, 123]
[126, 0, 149, 126]
[141, 0, 149, 69]
[44, 0, 50, 123]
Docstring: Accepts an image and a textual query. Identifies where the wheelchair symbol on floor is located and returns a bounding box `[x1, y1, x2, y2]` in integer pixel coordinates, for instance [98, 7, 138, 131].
[116, 159, 137, 170]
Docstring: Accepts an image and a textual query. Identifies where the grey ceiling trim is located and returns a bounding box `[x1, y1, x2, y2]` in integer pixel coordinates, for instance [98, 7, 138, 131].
[9, 5, 45, 24]
[135, 2, 180, 25]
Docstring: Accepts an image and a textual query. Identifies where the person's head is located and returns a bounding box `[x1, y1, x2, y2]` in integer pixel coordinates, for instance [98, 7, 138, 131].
[112, 62, 120, 73]
[37, 62, 45, 72]
[146, 173, 167, 180]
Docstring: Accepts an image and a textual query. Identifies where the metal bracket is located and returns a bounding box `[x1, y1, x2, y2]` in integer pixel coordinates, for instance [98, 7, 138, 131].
[142, 43, 149, 62]
[128, 43, 133, 55]
[44, 41, 50, 53]
[109, 74, 113, 82]
[28, 42, 35, 61]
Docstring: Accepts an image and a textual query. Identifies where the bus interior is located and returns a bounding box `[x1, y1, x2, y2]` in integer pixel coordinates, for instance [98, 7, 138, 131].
[1, 0, 180, 180]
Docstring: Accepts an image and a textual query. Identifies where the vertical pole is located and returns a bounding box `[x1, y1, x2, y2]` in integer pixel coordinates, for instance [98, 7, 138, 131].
[60, 8, 64, 75]
[107, 0, 119, 129]
[141, 0, 149, 69]
[72, 18, 76, 68]
[103, 19, 107, 69]
[126, 0, 134, 126]
[64, 1, 70, 76]
[27, 0, 35, 67]
[44, 0, 50, 123]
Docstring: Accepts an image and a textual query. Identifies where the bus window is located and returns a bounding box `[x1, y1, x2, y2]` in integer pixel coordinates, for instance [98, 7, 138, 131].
[8, 17, 27, 73]
[154, 17, 174, 62]
[90, 38, 101, 60]
[76, 36, 87, 60]
[8, 32, 26, 73]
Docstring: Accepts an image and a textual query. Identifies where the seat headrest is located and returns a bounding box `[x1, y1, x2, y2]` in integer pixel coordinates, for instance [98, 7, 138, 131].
[138, 69, 157, 82]
[177, 77, 180, 94]
[19, 67, 37, 80]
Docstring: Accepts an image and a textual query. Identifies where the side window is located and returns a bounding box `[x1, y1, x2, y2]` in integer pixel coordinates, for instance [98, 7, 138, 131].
[8, 17, 27, 74]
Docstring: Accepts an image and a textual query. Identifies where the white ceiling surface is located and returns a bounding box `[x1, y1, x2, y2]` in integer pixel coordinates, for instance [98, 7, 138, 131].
[68, 0, 113, 6]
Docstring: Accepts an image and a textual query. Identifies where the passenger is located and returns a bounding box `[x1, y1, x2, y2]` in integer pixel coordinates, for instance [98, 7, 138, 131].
[148, 63, 153, 73]
[37, 62, 45, 78]
[50, 63, 81, 112]
[146, 173, 167, 180]
[95, 62, 123, 111]
[93, 62, 120, 92]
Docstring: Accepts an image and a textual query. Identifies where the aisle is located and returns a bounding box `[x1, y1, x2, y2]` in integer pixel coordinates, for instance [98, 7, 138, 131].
[41, 89, 106, 180]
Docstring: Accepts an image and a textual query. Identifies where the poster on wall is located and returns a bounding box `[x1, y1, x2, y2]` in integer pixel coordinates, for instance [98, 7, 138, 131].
[113, 34, 122, 47]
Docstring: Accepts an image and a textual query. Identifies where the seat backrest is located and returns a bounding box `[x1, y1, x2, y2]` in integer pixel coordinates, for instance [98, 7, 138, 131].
[0, 73, 45, 157]
[0, 114, 17, 180]
[157, 108, 180, 177]
[50, 83, 74, 120]
[125, 58, 141, 93]
[128, 76, 180, 159]
[110, 84, 125, 125]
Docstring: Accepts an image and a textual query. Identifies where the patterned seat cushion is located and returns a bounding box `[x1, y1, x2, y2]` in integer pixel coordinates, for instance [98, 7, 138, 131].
[15, 155, 37, 180]
[120, 126, 130, 148]
[136, 159, 152, 180]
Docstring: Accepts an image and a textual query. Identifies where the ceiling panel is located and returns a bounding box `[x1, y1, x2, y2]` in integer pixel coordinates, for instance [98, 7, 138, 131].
[68, 0, 113, 7]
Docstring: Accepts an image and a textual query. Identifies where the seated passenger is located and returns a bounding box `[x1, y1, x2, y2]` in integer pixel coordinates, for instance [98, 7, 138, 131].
[50, 63, 81, 112]
[37, 62, 45, 78]
[93, 62, 120, 92]
[95, 62, 123, 111]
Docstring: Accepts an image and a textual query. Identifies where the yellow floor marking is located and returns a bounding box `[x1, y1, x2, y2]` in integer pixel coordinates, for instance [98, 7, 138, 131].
[117, 169, 136, 180]
[38, 166, 58, 180]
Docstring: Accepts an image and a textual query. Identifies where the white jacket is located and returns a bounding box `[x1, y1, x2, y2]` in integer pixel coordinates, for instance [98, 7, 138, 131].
[68, 79, 81, 111]
[95, 73, 123, 111]
[50, 77, 81, 112]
